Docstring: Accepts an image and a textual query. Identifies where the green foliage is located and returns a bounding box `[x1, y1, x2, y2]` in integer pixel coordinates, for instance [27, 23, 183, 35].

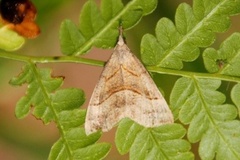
[139, 0, 240, 159]
[170, 78, 240, 159]
[10, 63, 110, 159]
[203, 33, 240, 76]
[10, 64, 63, 121]
[0, 26, 25, 51]
[59, 0, 157, 55]
[232, 83, 240, 115]
[116, 119, 194, 160]
[141, 0, 240, 69]
[1, 0, 240, 159]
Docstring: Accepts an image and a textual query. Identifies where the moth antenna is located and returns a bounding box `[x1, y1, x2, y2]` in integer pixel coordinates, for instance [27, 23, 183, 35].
[118, 25, 125, 46]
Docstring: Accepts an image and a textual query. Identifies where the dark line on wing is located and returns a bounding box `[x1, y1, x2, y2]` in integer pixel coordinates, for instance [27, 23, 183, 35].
[121, 65, 139, 77]
[105, 68, 119, 81]
[93, 86, 159, 105]
[105, 64, 142, 82]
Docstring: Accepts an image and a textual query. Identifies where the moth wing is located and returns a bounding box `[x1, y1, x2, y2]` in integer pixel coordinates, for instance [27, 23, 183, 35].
[109, 43, 174, 127]
[85, 47, 126, 135]
[121, 49, 174, 127]
[85, 40, 174, 135]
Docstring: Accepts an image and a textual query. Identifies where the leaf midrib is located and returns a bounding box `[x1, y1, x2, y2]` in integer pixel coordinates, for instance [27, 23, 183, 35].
[160, 0, 226, 67]
[192, 76, 240, 159]
[29, 62, 73, 159]
[76, 0, 138, 55]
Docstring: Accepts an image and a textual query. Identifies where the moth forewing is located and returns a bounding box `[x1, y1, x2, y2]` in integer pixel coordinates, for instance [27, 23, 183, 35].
[85, 34, 174, 135]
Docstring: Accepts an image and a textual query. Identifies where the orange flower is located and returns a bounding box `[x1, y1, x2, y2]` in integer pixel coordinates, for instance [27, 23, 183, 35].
[0, 0, 40, 38]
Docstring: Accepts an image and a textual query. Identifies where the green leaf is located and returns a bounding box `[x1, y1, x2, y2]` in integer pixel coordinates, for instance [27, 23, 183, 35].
[60, 20, 86, 55]
[49, 128, 110, 160]
[10, 64, 85, 123]
[52, 88, 85, 112]
[59, 0, 158, 55]
[49, 139, 69, 160]
[203, 32, 240, 76]
[121, 8, 143, 30]
[49, 107, 111, 160]
[115, 118, 144, 154]
[79, 0, 105, 39]
[10, 64, 63, 121]
[141, 0, 240, 69]
[63, 128, 100, 150]
[73, 143, 111, 160]
[10, 63, 111, 159]
[199, 121, 240, 160]
[231, 83, 240, 116]
[170, 77, 239, 159]
[116, 119, 193, 160]
[0, 26, 25, 51]
[131, 124, 193, 160]
[193, 0, 239, 25]
[101, 0, 123, 21]
[140, 34, 164, 65]
[58, 109, 86, 130]
[198, 125, 219, 160]
[7, 0, 240, 159]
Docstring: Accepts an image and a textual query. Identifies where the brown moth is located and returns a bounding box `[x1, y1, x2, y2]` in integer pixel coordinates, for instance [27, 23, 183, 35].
[85, 31, 174, 135]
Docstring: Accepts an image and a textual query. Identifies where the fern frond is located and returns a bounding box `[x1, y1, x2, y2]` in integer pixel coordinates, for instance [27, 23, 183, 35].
[9, 63, 110, 159]
[141, 0, 240, 69]
[116, 119, 194, 160]
[232, 84, 240, 116]
[170, 77, 240, 159]
[60, 0, 157, 55]
[203, 33, 240, 76]
[5, 0, 240, 159]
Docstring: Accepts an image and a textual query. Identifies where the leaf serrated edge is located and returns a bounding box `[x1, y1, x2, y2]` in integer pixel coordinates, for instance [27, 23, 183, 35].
[76, 0, 157, 55]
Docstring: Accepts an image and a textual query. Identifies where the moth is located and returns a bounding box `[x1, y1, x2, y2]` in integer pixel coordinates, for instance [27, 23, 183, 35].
[85, 31, 174, 135]
[0, 0, 40, 38]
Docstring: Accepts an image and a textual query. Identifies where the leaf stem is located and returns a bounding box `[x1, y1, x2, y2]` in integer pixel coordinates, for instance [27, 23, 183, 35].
[1, 50, 240, 83]
[0, 50, 104, 66]
[28, 62, 73, 159]
[147, 66, 240, 83]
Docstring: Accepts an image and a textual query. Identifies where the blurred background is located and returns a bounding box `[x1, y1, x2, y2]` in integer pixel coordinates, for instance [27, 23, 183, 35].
[0, 0, 239, 159]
